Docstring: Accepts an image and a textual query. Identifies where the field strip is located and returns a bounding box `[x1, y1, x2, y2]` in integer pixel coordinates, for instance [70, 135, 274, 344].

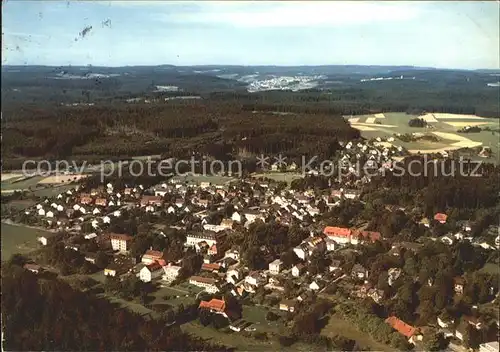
[432, 113, 487, 120]
[38, 174, 88, 184]
[1, 173, 24, 182]
[374, 113, 385, 118]
[348, 117, 360, 123]
[351, 122, 397, 128]
[432, 131, 469, 142]
[365, 117, 376, 124]
[421, 114, 438, 123]
[444, 121, 493, 127]
[350, 124, 376, 131]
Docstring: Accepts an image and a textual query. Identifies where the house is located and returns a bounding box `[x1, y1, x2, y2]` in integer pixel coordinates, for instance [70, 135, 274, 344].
[343, 189, 361, 199]
[329, 260, 341, 272]
[464, 315, 483, 330]
[84, 253, 97, 264]
[141, 249, 164, 265]
[185, 232, 223, 247]
[479, 341, 499, 352]
[454, 276, 465, 295]
[293, 243, 309, 260]
[23, 263, 41, 274]
[324, 226, 352, 244]
[220, 218, 234, 230]
[367, 288, 384, 303]
[95, 198, 107, 207]
[109, 233, 134, 253]
[269, 259, 282, 275]
[309, 281, 321, 291]
[207, 244, 218, 256]
[434, 212, 448, 224]
[189, 276, 219, 293]
[201, 263, 221, 273]
[141, 195, 163, 207]
[226, 269, 242, 285]
[37, 234, 57, 246]
[385, 316, 422, 344]
[351, 264, 368, 280]
[279, 299, 298, 313]
[139, 262, 164, 282]
[80, 194, 93, 204]
[325, 238, 337, 252]
[437, 316, 455, 328]
[231, 211, 242, 222]
[292, 264, 306, 277]
[162, 264, 182, 282]
[243, 209, 263, 224]
[245, 271, 267, 287]
[352, 230, 382, 244]
[388, 268, 402, 286]
[199, 298, 227, 317]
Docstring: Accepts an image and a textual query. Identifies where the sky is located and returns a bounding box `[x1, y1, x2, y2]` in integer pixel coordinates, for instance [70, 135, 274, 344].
[2, 1, 499, 69]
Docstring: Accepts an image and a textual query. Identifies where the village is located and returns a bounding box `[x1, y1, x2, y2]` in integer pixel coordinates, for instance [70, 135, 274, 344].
[4, 138, 500, 352]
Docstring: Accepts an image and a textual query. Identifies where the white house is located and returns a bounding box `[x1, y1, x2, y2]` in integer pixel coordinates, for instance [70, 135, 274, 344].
[268, 259, 282, 275]
[46, 211, 54, 218]
[479, 341, 499, 352]
[245, 272, 267, 287]
[189, 276, 219, 293]
[110, 234, 133, 253]
[38, 208, 46, 216]
[139, 262, 164, 282]
[162, 264, 182, 282]
[309, 281, 321, 291]
[231, 211, 242, 222]
[292, 264, 306, 277]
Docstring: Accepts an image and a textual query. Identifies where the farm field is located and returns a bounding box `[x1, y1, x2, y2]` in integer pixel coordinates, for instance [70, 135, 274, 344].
[38, 174, 88, 184]
[251, 172, 304, 185]
[0, 175, 46, 191]
[347, 112, 499, 158]
[0, 222, 51, 260]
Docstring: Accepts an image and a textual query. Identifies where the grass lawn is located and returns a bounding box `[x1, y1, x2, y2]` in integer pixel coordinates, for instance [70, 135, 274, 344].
[242, 305, 287, 334]
[321, 313, 393, 352]
[251, 172, 304, 185]
[0, 222, 52, 260]
[480, 263, 500, 275]
[151, 285, 200, 307]
[1, 200, 36, 211]
[183, 321, 315, 351]
[1, 176, 46, 191]
[31, 184, 78, 198]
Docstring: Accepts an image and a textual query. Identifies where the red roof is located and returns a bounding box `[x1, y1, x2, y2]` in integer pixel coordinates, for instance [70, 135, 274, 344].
[324, 226, 352, 238]
[199, 298, 226, 312]
[146, 262, 163, 272]
[201, 263, 221, 272]
[434, 213, 448, 222]
[356, 230, 382, 242]
[143, 250, 164, 259]
[141, 195, 163, 205]
[109, 233, 134, 241]
[385, 316, 417, 338]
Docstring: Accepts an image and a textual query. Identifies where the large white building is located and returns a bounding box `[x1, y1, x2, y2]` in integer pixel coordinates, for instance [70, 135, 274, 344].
[185, 232, 223, 247]
[480, 342, 499, 352]
[110, 233, 134, 253]
[139, 262, 163, 282]
[162, 264, 182, 282]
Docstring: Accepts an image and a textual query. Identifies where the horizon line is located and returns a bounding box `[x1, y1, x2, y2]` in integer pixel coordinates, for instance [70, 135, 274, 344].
[2, 64, 499, 72]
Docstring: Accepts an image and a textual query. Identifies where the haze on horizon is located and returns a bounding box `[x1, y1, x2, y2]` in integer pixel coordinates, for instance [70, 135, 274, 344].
[2, 1, 499, 70]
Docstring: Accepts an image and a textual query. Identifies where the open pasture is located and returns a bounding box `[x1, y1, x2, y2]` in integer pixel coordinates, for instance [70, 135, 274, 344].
[350, 112, 499, 159]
